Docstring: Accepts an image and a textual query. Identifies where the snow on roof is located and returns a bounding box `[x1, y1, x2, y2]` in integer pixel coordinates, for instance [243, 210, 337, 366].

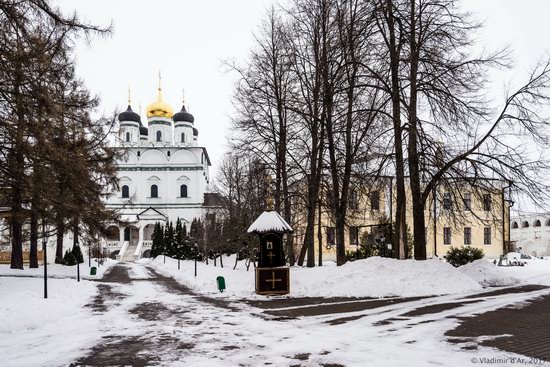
[247, 210, 293, 234]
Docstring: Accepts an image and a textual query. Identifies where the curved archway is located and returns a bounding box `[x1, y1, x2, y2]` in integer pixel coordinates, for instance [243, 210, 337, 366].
[142, 249, 151, 258]
[110, 250, 120, 260]
[534, 219, 542, 227]
[522, 221, 530, 228]
[512, 222, 519, 229]
[105, 226, 120, 241]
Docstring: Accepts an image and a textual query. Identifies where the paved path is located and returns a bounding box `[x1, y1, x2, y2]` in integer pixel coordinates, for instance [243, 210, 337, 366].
[71, 263, 550, 366]
[73, 264, 245, 366]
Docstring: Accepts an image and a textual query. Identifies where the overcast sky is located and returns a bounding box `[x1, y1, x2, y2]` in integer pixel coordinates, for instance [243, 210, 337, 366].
[56, 0, 550, 184]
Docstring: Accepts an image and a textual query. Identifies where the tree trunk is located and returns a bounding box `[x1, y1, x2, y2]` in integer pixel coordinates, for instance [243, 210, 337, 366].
[55, 221, 64, 264]
[318, 198, 323, 266]
[29, 210, 39, 268]
[407, 0, 426, 260]
[386, 0, 407, 259]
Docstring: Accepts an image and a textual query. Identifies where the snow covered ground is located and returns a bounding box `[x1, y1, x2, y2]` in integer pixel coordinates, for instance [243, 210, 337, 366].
[147, 256, 485, 299]
[458, 260, 520, 287]
[0, 258, 116, 279]
[0, 276, 105, 366]
[0, 255, 549, 366]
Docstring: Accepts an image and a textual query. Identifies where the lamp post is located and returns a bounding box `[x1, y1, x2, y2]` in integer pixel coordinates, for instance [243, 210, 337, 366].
[379, 235, 386, 258]
[75, 241, 80, 282]
[88, 243, 91, 268]
[42, 221, 48, 299]
[194, 241, 198, 277]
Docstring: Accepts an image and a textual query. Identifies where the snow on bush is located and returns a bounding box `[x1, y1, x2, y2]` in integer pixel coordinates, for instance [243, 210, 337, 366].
[149, 255, 483, 298]
[458, 259, 519, 287]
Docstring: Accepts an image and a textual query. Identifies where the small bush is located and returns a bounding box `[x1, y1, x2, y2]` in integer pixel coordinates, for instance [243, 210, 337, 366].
[63, 250, 77, 266]
[444, 246, 484, 267]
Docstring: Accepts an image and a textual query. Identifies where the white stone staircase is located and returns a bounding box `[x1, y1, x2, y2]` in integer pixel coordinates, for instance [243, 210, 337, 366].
[121, 243, 138, 262]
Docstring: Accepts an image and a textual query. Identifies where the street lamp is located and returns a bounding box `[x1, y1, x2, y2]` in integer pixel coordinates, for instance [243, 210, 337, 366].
[42, 221, 48, 299]
[75, 241, 80, 282]
[194, 241, 198, 277]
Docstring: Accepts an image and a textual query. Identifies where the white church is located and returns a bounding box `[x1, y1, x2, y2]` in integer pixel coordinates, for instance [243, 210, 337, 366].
[102, 83, 215, 261]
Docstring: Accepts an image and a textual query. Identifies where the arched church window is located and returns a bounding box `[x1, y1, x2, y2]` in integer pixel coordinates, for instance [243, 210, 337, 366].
[121, 185, 129, 198]
[181, 133, 186, 143]
[167, 151, 171, 157]
[156, 131, 162, 142]
[137, 151, 140, 157]
[180, 184, 188, 198]
[125, 132, 130, 142]
[151, 184, 158, 198]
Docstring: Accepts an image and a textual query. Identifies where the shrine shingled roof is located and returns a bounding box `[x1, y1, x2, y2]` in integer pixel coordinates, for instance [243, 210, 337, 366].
[247, 210, 293, 234]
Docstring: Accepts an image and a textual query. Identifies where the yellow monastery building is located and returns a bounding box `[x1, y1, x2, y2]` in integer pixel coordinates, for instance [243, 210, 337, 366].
[292, 178, 513, 262]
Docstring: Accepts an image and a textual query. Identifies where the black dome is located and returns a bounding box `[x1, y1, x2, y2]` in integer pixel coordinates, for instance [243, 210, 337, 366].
[139, 123, 148, 136]
[118, 105, 141, 123]
[173, 105, 195, 123]
[193, 127, 198, 136]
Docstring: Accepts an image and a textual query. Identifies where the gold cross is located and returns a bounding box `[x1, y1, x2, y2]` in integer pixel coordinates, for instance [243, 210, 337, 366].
[267, 251, 275, 265]
[265, 270, 282, 289]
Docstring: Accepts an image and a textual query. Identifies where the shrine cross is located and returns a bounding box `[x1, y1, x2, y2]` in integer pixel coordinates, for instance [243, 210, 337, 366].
[265, 271, 282, 289]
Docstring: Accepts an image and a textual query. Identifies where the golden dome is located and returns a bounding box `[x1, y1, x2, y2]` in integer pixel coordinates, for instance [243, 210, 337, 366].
[146, 88, 174, 119]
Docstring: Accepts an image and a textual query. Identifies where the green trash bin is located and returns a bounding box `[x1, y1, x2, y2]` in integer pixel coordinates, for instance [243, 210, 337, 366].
[90, 267, 97, 276]
[216, 276, 226, 293]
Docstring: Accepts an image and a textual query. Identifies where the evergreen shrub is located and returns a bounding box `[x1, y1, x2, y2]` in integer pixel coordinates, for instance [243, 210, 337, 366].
[444, 246, 484, 267]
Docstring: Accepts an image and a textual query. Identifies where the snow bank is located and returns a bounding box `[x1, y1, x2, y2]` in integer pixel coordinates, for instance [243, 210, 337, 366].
[292, 257, 482, 298]
[0, 277, 96, 334]
[148, 256, 483, 298]
[458, 260, 519, 287]
[0, 259, 116, 280]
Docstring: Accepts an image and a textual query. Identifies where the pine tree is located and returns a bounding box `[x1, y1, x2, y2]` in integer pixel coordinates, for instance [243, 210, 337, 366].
[151, 222, 164, 258]
[62, 250, 77, 266]
[174, 218, 183, 259]
[72, 244, 84, 264]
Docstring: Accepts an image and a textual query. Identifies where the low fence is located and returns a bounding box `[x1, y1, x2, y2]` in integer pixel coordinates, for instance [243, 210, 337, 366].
[0, 251, 44, 264]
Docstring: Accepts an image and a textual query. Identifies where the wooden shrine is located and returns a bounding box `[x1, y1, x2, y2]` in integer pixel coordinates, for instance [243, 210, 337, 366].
[247, 193, 293, 295]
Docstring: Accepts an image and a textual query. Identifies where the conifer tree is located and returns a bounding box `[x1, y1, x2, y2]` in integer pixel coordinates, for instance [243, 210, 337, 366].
[71, 244, 84, 264]
[151, 222, 164, 258]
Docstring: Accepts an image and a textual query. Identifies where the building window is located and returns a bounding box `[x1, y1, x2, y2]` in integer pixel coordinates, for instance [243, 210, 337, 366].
[349, 190, 358, 210]
[124, 227, 130, 241]
[137, 151, 140, 157]
[156, 131, 162, 142]
[464, 227, 472, 245]
[150, 184, 158, 198]
[443, 192, 452, 210]
[534, 220, 541, 227]
[483, 194, 491, 212]
[522, 221, 529, 228]
[443, 227, 451, 245]
[181, 133, 186, 143]
[180, 184, 188, 198]
[463, 193, 471, 211]
[121, 185, 129, 198]
[484, 227, 491, 245]
[512, 222, 519, 229]
[349, 227, 359, 246]
[370, 191, 380, 211]
[167, 151, 170, 157]
[327, 227, 335, 247]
